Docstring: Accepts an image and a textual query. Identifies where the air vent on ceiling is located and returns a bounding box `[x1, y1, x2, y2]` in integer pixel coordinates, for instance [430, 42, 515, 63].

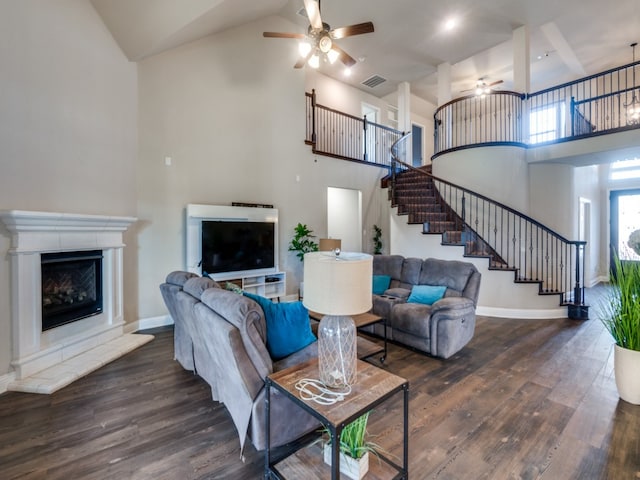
[361, 75, 387, 88]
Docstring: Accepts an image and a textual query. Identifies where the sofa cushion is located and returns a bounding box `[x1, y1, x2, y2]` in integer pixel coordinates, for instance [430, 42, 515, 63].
[372, 255, 404, 279]
[201, 288, 272, 380]
[390, 303, 432, 338]
[243, 293, 316, 360]
[419, 258, 476, 293]
[372, 275, 392, 295]
[165, 270, 197, 286]
[407, 285, 446, 305]
[183, 276, 219, 299]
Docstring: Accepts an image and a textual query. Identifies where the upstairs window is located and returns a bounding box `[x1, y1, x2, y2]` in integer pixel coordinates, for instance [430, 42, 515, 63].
[530, 103, 565, 144]
[610, 158, 640, 181]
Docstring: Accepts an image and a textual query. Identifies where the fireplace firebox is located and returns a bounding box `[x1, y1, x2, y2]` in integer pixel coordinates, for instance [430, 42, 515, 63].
[41, 250, 103, 331]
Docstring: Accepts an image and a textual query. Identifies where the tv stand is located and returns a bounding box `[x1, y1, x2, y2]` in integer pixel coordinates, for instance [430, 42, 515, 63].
[224, 272, 286, 300]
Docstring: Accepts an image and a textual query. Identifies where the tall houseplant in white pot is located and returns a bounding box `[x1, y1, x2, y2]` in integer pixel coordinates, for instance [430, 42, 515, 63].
[288, 223, 318, 298]
[600, 252, 640, 404]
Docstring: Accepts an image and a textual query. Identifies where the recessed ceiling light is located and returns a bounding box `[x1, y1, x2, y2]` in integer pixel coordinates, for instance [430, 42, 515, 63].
[444, 17, 458, 31]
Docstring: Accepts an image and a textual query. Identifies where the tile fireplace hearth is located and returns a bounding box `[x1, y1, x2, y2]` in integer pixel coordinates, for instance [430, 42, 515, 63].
[0, 210, 153, 394]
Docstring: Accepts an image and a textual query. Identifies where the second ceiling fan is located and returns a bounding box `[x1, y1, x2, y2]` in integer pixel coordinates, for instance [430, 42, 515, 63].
[263, 0, 374, 69]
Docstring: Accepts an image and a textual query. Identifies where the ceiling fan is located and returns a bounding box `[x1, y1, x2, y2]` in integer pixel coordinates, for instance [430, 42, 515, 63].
[263, 0, 374, 69]
[461, 78, 504, 95]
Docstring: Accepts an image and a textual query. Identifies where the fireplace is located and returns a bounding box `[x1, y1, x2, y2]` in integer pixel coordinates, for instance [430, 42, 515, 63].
[0, 210, 143, 385]
[41, 250, 103, 331]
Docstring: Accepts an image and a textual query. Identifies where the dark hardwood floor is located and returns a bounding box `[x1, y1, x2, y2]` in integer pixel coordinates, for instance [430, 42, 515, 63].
[1, 289, 639, 479]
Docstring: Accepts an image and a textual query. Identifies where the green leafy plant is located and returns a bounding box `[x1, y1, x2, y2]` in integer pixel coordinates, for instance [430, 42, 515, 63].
[600, 254, 640, 351]
[323, 412, 384, 460]
[372, 224, 383, 255]
[288, 223, 318, 262]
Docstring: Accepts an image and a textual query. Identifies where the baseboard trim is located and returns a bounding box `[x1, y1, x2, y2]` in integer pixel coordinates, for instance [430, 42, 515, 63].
[128, 315, 174, 333]
[477, 306, 567, 319]
[0, 371, 16, 395]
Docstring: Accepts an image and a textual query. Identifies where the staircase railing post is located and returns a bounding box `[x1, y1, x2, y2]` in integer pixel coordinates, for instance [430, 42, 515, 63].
[311, 89, 317, 144]
[568, 241, 589, 319]
[363, 115, 368, 162]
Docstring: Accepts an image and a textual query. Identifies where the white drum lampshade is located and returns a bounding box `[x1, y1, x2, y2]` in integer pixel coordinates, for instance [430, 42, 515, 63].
[303, 251, 372, 387]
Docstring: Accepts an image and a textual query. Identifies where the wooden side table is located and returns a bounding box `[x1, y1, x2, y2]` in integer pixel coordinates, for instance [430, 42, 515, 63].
[265, 359, 408, 479]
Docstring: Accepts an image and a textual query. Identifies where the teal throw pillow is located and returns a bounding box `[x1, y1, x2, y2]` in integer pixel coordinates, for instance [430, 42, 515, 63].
[372, 275, 392, 295]
[243, 292, 316, 360]
[407, 285, 447, 305]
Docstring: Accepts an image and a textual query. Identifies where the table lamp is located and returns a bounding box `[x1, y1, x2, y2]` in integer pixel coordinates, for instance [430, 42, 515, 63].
[303, 251, 372, 387]
[318, 238, 342, 252]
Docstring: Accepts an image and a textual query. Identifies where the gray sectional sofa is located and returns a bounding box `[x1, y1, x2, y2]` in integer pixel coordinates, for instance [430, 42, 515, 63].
[368, 255, 481, 359]
[159, 272, 319, 453]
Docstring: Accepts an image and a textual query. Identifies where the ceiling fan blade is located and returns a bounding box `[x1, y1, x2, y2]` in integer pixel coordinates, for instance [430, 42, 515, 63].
[331, 44, 357, 67]
[263, 32, 306, 39]
[303, 0, 323, 30]
[294, 49, 314, 69]
[488, 80, 504, 87]
[330, 22, 374, 40]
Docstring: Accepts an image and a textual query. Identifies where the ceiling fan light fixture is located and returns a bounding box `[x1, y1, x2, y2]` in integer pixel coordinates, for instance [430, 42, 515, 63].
[308, 53, 320, 69]
[327, 48, 340, 64]
[298, 41, 312, 58]
[626, 42, 640, 125]
[318, 34, 333, 53]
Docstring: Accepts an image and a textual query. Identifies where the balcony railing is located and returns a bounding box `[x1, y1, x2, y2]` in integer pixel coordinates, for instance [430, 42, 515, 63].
[434, 60, 640, 156]
[305, 90, 403, 168]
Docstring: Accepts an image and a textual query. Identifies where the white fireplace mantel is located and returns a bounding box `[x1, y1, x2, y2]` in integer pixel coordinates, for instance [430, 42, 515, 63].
[0, 210, 142, 387]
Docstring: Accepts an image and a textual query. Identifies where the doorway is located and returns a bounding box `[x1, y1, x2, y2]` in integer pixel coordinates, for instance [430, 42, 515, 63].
[610, 189, 640, 273]
[412, 123, 424, 167]
[327, 187, 362, 252]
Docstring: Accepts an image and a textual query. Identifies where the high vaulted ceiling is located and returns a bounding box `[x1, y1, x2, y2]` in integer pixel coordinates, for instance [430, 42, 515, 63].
[91, 0, 640, 105]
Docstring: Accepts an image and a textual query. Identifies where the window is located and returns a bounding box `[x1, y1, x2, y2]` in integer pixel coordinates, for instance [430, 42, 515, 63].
[610, 158, 640, 181]
[529, 103, 565, 144]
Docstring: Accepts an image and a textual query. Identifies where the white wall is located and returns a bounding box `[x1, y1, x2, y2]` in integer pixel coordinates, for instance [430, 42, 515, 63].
[432, 146, 530, 213]
[528, 163, 574, 238]
[136, 16, 390, 319]
[0, 0, 138, 376]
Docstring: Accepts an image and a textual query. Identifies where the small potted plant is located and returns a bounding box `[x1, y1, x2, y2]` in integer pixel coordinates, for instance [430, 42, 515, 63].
[322, 412, 379, 480]
[599, 252, 640, 404]
[372, 224, 383, 254]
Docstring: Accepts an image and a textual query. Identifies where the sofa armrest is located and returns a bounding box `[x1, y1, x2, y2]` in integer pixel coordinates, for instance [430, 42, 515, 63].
[429, 297, 477, 359]
[430, 296, 475, 314]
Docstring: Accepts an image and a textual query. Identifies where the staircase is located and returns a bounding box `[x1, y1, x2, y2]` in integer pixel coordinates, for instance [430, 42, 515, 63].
[388, 151, 587, 312]
[390, 165, 508, 270]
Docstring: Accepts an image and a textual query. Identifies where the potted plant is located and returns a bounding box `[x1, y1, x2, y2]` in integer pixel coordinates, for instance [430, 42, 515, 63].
[288, 223, 318, 298]
[599, 253, 640, 404]
[288, 223, 319, 261]
[372, 224, 383, 254]
[322, 412, 379, 480]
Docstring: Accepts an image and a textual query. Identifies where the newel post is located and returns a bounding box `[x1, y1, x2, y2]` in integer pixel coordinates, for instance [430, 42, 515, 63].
[568, 241, 589, 320]
[311, 89, 317, 144]
[363, 115, 368, 162]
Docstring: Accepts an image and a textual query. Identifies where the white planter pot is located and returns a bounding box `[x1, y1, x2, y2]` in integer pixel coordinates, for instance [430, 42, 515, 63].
[614, 344, 640, 405]
[323, 445, 369, 480]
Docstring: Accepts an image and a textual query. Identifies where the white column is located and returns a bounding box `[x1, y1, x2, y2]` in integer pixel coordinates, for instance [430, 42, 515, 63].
[437, 62, 452, 106]
[397, 81, 412, 162]
[513, 25, 530, 143]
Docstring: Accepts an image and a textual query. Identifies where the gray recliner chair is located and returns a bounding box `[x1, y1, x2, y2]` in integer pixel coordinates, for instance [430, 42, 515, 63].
[370, 255, 481, 359]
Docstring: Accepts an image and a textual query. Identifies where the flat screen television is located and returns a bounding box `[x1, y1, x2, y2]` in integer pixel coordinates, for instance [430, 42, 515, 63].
[201, 220, 276, 276]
